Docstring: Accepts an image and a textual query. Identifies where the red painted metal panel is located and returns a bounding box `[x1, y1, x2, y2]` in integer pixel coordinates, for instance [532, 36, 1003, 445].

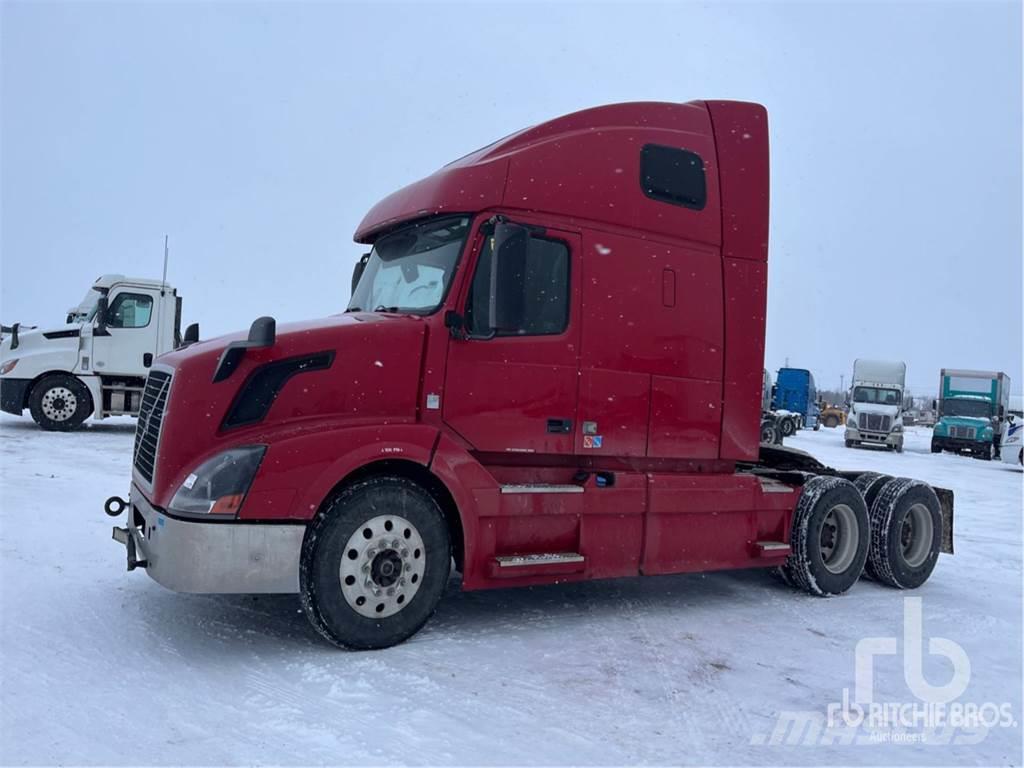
[647, 376, 721, 459]
[575, 368, 649, 457]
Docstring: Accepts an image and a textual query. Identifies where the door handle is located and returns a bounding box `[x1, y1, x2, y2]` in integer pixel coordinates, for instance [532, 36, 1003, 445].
[546, 418, 572, 434]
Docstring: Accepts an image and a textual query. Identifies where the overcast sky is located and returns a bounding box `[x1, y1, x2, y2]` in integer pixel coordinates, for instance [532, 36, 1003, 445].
[2, 1, 1021, 395]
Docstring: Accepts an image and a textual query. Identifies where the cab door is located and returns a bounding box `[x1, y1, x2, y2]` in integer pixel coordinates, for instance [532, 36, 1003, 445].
[92, 288, 160, 376]
[442, 220, 581, 456]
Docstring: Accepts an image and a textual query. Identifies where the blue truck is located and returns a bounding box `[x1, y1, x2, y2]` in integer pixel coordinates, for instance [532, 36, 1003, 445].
[771, 367, 820, 430]
[931, 369, 1011, 460]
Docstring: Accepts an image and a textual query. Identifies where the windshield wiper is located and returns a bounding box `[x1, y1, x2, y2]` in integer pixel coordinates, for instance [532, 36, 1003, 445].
[373, 305, 402, 313]
[345, 306, 362, 312]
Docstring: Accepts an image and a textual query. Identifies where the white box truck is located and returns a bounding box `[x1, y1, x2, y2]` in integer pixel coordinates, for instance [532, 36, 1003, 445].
[844, 358, 907, 452]
[0, 274, 197, 430]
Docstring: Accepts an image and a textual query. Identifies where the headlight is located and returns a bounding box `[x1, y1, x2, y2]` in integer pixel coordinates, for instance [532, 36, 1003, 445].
[0, 359, 18, 375]
[891, 423, 903, 433]
[169, 446, 266, 517]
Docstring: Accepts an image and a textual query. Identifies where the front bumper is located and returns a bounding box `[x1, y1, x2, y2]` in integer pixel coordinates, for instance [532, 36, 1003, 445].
[0, 377, 30, 415]
[932, 435, 991, 454]
[845, 426, 902, 448]
[111, 485, 304, 594]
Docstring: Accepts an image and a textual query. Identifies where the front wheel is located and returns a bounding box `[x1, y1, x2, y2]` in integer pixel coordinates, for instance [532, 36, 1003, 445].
[28, 374, 93, 431]
[300, 476, 451, 650]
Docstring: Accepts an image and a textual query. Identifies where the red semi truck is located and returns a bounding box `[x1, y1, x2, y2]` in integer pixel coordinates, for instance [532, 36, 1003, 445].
[107, 101, 953, 649]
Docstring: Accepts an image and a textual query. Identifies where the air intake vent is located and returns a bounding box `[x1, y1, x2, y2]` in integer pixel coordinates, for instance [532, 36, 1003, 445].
[133, 370, 172, 484]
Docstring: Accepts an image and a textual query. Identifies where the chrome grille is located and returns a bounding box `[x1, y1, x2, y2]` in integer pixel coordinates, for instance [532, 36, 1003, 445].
[133, 371, 171, 484]
[862, 414, 892, 432]
[950, 425, 976, 440]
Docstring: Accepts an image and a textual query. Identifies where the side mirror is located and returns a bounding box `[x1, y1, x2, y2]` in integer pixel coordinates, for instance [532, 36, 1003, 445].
[95, 297, 110, 336]
[351, 253, 370, 297]
[488, 220, 530, 333]
[184, 323, 200, 344]
[932, 399, 937, 411]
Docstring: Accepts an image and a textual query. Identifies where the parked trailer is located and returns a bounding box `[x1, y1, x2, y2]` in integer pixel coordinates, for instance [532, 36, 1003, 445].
[931, 369, 1011, 460]
[844, 359, 907, 452]
[0, 274, 199, 431]
[106, 101, 953, 649]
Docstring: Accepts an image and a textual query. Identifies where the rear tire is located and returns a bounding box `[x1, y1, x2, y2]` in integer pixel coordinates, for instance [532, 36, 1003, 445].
[853, 473, 892, 580]
[28, 374, 92, 431]
[760, 420, 779, 445]
[780, 476, 869, 596]
[823, 415, 839, 429]
[780, 418, 796, 438]
[866, 477, 941, 589]
[300, 476, 451, 650]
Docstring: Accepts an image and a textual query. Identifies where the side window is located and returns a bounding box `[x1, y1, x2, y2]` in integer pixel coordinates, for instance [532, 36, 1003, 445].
[107, 293, 153, 329]
[640, 144, 706, 210]
[466, 234, 570, 337]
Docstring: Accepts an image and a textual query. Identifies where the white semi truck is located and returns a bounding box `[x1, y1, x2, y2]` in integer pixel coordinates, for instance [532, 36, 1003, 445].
[844, 358, 907, 452]
[0, 274, 197, 430]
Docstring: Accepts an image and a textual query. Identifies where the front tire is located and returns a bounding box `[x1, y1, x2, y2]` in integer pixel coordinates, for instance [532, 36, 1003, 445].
[866, 478, 941, 589]
[300, 476, 451, 650]
[28, 374, 92, 431]
[780, 476, 869, 596]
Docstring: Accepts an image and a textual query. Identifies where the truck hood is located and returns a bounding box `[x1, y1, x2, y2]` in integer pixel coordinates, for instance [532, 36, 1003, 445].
[849, 403, 900, 419]
[141, 312, 429, 507]
[0, 323, 82, 372]
[936, 416, 993, 430]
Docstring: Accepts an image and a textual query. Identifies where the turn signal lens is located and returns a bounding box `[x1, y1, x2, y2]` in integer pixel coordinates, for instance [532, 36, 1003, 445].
[210, 494, 244, 515]
[0, 359, 18, 375]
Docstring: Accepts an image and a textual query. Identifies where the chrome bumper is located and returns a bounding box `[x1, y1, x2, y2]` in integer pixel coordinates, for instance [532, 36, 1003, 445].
[111, 486, 304, 594]
[845, 426, 902, 447]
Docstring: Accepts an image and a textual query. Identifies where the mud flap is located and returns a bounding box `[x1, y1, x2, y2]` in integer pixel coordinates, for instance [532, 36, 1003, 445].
[934, 486, 954, 554]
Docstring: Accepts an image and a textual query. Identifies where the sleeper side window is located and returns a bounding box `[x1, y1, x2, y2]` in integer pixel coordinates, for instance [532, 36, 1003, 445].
[106, 293, 153, 328]
[640, 144, 707, 210]
[466, 233, 570, 337]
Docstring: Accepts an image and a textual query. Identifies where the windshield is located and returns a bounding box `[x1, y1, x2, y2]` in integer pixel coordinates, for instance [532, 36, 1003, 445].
[348, 216, 471, 314]
[942, 398, 993, 419]
[853, 386, 902, 405]
[68, 288, 103, 323]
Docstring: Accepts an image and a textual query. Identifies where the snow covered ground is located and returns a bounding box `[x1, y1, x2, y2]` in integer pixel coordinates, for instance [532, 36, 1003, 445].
[0, 416, 1020, 766]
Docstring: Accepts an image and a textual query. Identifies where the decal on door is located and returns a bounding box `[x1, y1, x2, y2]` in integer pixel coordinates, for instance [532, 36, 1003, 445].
[583, 435, 603, 449]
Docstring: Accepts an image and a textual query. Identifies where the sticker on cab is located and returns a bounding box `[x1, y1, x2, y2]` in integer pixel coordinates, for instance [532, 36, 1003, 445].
[583, 435, 603, 449]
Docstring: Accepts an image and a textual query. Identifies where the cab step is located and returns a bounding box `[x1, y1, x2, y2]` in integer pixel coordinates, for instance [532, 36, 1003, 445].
[755, 540, 791, 557]
[500, 484, 583, 494]
[489, 551, 586, 578]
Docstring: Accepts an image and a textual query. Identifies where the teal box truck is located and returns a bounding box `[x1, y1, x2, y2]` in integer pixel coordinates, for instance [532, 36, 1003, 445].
[931, 369, 1011, 460]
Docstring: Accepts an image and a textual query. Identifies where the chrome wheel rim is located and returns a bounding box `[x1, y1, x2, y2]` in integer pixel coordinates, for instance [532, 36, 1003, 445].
[901, 503, 933, 567]
[819, 503, 858, 574]
[41, 386, 77, 422]
[339, 514, 426, 618]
